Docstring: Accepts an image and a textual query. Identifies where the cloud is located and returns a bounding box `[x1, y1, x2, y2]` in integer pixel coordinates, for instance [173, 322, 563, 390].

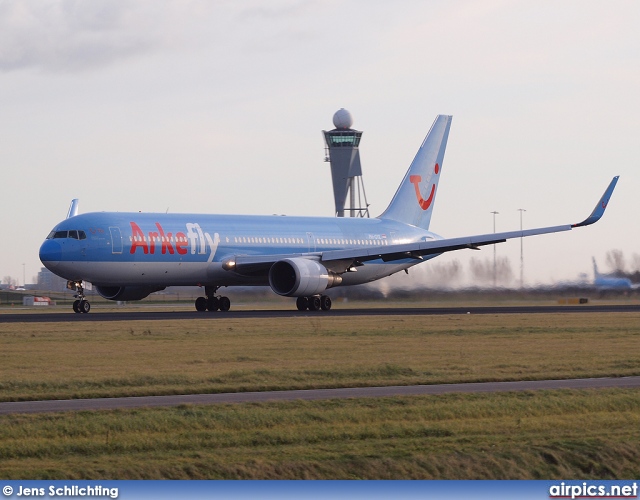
[0, 0, 171, 72]
[0, 0, 328, 73]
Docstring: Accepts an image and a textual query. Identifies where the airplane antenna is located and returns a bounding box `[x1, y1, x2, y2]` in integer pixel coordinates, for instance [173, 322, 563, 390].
[322, 108, 370, 218]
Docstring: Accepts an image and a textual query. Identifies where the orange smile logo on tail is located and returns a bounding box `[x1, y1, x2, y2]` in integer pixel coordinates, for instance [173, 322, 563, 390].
[409, 163, 440, 210]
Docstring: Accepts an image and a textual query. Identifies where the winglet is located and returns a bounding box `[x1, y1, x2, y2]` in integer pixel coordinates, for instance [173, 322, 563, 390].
[66, 199, 79, 219]
[572, 176, 619, 228]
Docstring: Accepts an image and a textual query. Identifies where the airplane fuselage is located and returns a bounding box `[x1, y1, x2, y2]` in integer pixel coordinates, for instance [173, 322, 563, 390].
[40, 212, 442, 288]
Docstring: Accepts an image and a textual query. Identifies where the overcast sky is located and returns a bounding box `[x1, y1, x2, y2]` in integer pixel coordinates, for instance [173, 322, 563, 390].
[1, 0, 638, 287]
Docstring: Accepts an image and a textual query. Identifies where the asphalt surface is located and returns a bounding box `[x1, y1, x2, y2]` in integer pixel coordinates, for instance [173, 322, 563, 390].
[1, 377, 638, 415]
[2, 303, 640, 322]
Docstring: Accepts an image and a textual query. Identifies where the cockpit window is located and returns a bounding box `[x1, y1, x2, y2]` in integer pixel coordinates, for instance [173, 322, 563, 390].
[47, 229, 87, 240]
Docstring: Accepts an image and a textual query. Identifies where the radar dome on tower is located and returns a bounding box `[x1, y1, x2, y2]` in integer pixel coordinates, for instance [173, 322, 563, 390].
[332, 108, 353, 130]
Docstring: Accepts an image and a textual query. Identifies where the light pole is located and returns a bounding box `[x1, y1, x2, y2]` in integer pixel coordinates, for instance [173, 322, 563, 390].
[490, 211, 499, 286]
[22, 263, 25, 288]
[517, 209, 526, 288]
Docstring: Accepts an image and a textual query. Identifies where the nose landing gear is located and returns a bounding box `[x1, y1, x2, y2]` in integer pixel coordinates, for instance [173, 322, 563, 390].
[68, 281, 91, 313]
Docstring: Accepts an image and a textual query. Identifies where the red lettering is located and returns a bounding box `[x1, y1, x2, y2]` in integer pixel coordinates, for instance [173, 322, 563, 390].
[130, 222, 148, 254]
[155, 223, 175, 254]
[148, 231, 159, 254]
[175, 232, 188, 255]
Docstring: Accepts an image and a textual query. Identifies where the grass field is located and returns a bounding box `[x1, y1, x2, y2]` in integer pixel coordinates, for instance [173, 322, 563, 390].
[0, 310, 639, 479]
[1, 313, 639, 401]
[0, 390, 638, 479]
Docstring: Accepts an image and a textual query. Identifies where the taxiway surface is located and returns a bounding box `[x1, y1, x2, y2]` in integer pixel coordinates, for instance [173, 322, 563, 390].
[1, 377, 638, 415]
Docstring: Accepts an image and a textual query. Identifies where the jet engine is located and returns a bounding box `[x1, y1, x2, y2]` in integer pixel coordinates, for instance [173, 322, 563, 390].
[95, 285, 166, 301]
[268, 258, 342, 297]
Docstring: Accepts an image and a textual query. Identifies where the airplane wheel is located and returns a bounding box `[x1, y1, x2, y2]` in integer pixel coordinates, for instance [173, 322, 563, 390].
[195, 297, 207, 312]
[207, 296, 219, 311]
[321, 295, 332, 311]
[79, 300, 91, 313]
[219, 296, 231, 311]
[72, 300, 81, 313]
[308, 296, 321, 311]
[296, 296, 309, 311]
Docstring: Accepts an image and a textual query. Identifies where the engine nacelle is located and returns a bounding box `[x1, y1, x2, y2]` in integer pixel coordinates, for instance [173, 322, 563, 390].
[269, 258, 342, 297]
[95, 285, 166, 301]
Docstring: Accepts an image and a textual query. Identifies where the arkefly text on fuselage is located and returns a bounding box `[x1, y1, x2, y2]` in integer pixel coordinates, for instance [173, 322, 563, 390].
[39, 115, 619, 313]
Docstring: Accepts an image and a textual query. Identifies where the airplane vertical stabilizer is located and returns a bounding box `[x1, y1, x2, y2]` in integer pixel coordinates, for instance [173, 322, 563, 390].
[379, 115, 452, 230]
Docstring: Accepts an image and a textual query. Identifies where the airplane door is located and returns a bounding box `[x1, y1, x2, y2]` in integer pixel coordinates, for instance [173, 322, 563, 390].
[109, 227, 123, 254]
[307, 232, 316, 252]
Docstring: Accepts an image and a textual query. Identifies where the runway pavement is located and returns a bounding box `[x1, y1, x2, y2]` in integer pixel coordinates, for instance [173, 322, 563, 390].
[2, 303, 640, 322]
[1, 376, 638, 415]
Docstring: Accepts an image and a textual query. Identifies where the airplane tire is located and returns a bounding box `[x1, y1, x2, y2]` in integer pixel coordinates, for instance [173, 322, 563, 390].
[195, 297, 207, 312]
[219, 296, 231, 311]
[79, 300, 91, 313]
[72, 300, 81, 313]
[207, 296, 219, 311]
[296, 296, 309, 311]
[308, 296, 321, 311]
[320, 295, 332, 311]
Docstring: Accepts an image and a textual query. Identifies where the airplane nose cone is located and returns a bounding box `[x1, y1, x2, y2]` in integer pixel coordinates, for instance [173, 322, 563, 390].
[39, 239, 62, 270]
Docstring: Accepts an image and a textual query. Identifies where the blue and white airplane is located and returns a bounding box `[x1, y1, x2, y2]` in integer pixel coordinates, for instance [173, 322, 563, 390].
[592, 258, 638, 291]
[39, 115, 619, 313]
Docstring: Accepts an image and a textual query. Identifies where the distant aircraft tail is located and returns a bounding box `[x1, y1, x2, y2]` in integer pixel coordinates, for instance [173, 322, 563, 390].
[379, 115, 452, 230]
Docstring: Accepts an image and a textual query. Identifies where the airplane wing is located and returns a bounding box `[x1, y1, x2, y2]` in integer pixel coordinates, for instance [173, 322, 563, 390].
[324, 176, 620, 265]
[226, 176, 618, 275]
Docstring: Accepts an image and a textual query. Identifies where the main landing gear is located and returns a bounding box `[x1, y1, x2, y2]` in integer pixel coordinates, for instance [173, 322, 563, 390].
[296, 295, 332, 311]
[195, 286, 231, 312]
[69, 281, 91, 313]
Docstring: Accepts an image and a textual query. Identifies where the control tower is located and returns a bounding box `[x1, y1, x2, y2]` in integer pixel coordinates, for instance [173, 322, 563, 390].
[323, 108, 369, 217]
